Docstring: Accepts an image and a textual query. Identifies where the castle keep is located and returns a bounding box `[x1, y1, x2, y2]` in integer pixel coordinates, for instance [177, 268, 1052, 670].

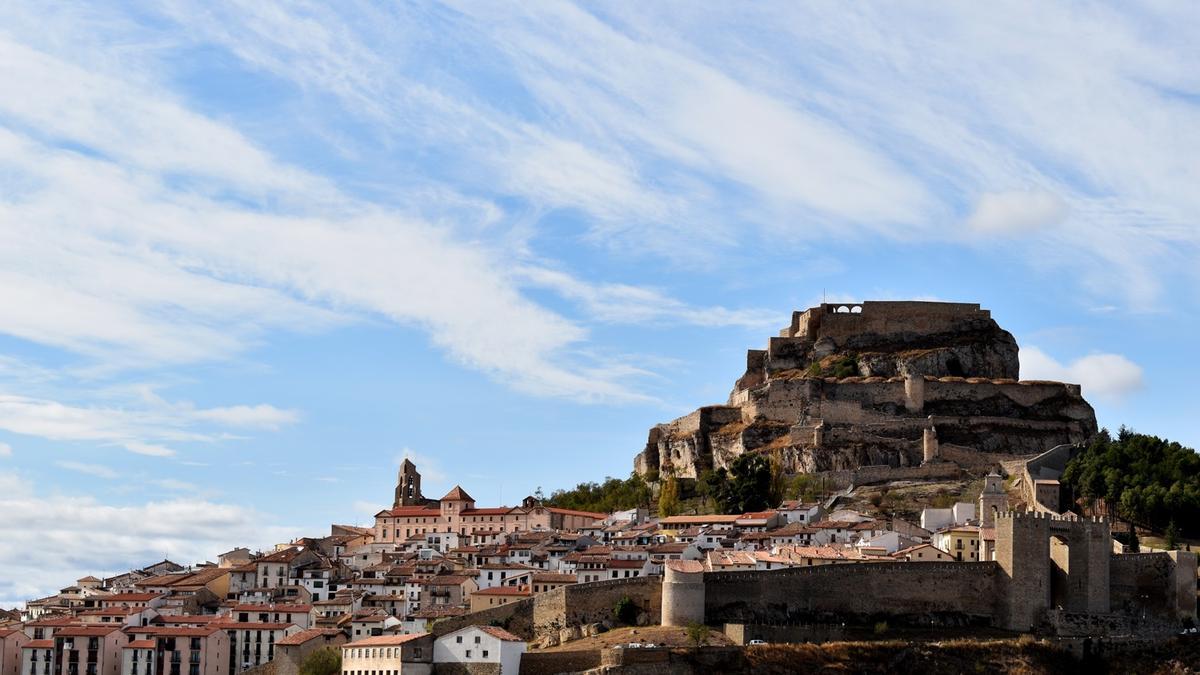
[636, 301, 1097, 478]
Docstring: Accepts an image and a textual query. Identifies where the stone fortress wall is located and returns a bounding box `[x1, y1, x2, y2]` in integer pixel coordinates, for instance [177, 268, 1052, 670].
[661, 511, 1195, 637]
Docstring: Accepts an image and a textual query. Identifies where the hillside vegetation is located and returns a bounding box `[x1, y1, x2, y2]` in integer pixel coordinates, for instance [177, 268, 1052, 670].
[1062, 427, 1200, 539]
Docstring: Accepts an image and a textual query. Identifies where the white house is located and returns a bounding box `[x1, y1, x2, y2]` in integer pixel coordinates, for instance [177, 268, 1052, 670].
[433, 626, 525, 675]
[778, 501, 823, 525]
[920, 502, 975, 532]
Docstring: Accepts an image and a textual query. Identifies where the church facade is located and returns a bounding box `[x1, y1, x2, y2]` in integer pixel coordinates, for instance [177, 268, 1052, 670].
[374, 463, 606, 542]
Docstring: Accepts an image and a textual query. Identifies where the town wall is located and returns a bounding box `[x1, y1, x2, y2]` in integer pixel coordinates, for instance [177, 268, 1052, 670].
[517, 650, 602, 675]
[430, 577, 660, 640]
[995, 512, 1111, 631]
[723, 622, 846, 645]
[703, 562, 999, 625]
[1110, 552, 1198, 622]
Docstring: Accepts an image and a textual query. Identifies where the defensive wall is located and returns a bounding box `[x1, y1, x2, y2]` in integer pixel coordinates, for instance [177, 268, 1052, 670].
[1110, 551, 1198, 621]
[430, 576, 661, 640]
[703, 561, 1000, 625]
[743, 376, 1091, 428]
[805, 463, 962, 491]
[660, 512, 1195, 637]
[782, 301, 994, 341]
[517, 650, 602, 675]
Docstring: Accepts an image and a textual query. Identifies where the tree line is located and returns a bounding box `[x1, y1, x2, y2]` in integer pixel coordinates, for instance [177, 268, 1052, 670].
[1061, 427, 1200, 541]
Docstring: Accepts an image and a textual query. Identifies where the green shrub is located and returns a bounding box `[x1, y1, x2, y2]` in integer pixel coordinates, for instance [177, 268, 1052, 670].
[613, 596, 638, 625]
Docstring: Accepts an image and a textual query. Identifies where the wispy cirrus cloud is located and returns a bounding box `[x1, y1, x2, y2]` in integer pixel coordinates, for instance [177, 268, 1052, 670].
[54, 460, 119, 479]
[0, 392, 299, 458]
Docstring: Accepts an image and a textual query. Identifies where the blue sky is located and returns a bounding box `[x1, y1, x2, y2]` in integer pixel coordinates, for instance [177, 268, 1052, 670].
[1, 2, 1198, 604]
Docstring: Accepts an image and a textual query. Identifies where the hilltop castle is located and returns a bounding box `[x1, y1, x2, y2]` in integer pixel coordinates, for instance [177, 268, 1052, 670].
[636, 301, 1098, 478]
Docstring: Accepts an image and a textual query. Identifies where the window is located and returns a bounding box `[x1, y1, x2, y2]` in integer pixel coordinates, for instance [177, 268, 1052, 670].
[455, 637, 462, 644]
[482, 650, 488, 658]
[473, 636, 480, 644]
[465, 651, 471, 658]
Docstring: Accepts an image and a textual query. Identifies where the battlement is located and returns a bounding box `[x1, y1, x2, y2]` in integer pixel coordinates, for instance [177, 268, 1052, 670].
[783, 300, 992, 339]
[995, 510, 1108, 524]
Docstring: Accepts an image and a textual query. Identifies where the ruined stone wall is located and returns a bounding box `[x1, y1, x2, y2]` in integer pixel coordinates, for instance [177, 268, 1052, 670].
[704, 562, 999, 625]
[786, 302, 993, 341]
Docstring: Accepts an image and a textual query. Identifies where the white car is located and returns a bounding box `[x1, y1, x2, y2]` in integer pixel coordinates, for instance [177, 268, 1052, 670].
[748, 639, 767, 645]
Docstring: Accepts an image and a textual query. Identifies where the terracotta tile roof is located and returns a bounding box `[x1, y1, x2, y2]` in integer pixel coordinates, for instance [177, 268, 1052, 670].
[891, 544, 952, 558]
[531, 573, 576, 584]
[461, 507, 513, 516]
[409, 606, 467, 619]
[665, 560, 705, 574]
[344, 632, 428, 648]
[54, 626, 125, 637]
[229, 604, 312, 613]
[99, 593, 161, 603]
[419, 576, 473, 586]
[441, 486, 474, 502]
[25, 640, 55, 649]
[128, 626, 222, 637]
[257, 548, 302, 563]
[384, 507, 442, 517]
[124, 640, 156, 649]
[276, 628, 343, 646]
[79, 608, 139, 616]
[606, 559, 645, 569]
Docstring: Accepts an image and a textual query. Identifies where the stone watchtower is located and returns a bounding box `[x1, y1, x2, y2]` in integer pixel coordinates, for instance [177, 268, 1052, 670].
[661, 560, 706, 627]
[978, 472, 1008, 528]
[393, 459, 424, 508]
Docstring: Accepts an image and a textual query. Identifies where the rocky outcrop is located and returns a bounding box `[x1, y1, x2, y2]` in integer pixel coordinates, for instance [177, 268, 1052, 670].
[636, 301, 1097, 478]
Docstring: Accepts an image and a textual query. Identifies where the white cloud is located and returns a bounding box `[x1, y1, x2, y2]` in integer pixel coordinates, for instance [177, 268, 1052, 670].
[517, 267, 780, 328]
[0, 36, 669, 403]
[0, 470, 298, 606]
[152, 478, 198, 492]
[124, 442, 177, 458]
[1022, 346, 1145, 403]
[967, 191, 1069, 235]
[53, 461, 118, 479]
[189, 405, 300, 430]
[0, 442, 11, 458]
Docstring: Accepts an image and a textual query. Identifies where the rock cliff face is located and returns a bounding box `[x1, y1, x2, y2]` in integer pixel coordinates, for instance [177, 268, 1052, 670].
[635, 301, 1097, 478]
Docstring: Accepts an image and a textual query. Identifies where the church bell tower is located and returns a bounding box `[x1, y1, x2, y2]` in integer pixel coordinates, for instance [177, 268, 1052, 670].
[394, 459, 424, 508]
